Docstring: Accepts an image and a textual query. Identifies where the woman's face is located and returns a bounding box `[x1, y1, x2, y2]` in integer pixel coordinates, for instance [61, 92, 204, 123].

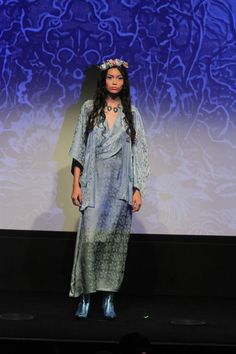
[105, 67, 124, 95]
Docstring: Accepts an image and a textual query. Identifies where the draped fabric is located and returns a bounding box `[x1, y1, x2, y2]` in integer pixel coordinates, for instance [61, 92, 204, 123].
[69, 99, 150, 208]
[68, 99, 150, 298]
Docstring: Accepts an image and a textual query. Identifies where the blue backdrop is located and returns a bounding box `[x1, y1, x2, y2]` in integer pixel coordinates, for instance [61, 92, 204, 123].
[1, 0, 236, 235]
[1, 0, 236, 118]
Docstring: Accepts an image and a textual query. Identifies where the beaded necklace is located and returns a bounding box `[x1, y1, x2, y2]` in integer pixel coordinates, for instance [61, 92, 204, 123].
[105, 102, 122, 113]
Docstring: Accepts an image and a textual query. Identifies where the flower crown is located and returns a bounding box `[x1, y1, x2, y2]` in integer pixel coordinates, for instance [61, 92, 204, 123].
[98, 58, 129, 71]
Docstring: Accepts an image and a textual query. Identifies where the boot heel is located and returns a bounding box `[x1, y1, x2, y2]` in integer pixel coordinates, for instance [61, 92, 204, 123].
[75, 293, 90, 319]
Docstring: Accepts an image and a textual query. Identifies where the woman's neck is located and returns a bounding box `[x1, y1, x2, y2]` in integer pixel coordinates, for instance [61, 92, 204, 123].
[106, 93, 121, 105]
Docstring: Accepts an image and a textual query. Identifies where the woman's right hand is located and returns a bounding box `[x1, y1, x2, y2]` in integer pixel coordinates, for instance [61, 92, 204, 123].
[71, 184, 82, 207]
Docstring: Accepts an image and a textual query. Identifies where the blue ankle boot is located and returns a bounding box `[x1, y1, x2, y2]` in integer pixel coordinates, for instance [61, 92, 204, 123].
[75, 293, 90, 319]
[102, 292, 117, 320]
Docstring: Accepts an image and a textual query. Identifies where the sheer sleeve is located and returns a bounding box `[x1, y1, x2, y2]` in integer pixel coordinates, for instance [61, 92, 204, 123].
[132, 106, 151, 198]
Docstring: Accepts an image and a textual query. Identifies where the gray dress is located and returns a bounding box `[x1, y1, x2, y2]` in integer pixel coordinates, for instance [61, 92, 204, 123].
[69, 100, 150, 297]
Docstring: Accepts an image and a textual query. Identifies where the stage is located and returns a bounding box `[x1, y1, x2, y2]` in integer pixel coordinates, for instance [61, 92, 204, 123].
[1, 230, 236, 353]
[1, 291, 236, 353]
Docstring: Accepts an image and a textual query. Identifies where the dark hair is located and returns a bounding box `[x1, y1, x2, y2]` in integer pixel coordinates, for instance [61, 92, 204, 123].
[84, 65, 136, 145]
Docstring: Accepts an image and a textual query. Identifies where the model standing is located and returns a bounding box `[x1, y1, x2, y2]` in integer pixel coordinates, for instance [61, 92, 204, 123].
[69, 58, 150, 319]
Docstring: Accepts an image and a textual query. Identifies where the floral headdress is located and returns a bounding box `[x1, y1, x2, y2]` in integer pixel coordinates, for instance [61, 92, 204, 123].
[98, 58, 129, 71]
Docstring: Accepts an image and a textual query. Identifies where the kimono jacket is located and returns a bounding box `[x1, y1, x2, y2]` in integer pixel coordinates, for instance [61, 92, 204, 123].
[69, 99, 150, 211]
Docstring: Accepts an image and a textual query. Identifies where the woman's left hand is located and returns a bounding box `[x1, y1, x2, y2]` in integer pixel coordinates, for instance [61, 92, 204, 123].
[131, 189, 142, 212]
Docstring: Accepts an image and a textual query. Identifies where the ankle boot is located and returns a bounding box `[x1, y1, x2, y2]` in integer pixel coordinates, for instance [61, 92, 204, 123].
[74, 293, 90, 319]
[102, 292, 117, 320]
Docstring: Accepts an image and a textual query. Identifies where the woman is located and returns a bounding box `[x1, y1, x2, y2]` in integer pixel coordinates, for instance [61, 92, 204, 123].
[69, 58, 150, 320]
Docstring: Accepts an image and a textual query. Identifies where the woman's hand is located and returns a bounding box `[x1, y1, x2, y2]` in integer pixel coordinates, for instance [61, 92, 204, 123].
[131, 189, 142, 212]
[71, 184, 82, 207]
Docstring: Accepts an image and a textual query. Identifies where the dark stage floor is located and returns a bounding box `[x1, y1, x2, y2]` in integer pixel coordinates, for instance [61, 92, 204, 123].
[0, 291, 236, 353]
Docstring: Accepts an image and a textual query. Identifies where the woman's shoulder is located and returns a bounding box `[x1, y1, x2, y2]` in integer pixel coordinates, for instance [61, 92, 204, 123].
[82, 99, 94, 110]
[131, 104, 140, 116]
[131, 104, 136, 111]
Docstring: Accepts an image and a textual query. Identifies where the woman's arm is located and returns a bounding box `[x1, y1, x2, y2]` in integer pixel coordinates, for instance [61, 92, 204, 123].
[132, 106, 151, 199]
[69, 101, 91, 206]
[71, 165, 82, 207]
[69, 101, 90, 175]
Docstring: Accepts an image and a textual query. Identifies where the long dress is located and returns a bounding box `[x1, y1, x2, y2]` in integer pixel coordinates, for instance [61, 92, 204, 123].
[68, 99, 150, 298]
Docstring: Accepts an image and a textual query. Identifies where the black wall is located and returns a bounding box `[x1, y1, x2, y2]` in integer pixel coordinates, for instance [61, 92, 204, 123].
[0, 229, 236, 297]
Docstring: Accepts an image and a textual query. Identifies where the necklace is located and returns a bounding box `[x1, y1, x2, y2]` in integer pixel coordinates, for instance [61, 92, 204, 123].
[105, 102, 122, 113]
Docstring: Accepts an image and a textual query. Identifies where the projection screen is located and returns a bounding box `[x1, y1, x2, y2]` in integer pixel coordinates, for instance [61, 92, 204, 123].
[0, 0, 236, 236]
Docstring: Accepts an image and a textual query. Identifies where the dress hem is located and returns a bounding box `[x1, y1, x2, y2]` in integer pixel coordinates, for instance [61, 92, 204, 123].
[69, 288, 120, 298]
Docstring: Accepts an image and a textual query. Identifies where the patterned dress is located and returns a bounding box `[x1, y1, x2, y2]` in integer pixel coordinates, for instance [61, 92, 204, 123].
[69, 100, 150, 297]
